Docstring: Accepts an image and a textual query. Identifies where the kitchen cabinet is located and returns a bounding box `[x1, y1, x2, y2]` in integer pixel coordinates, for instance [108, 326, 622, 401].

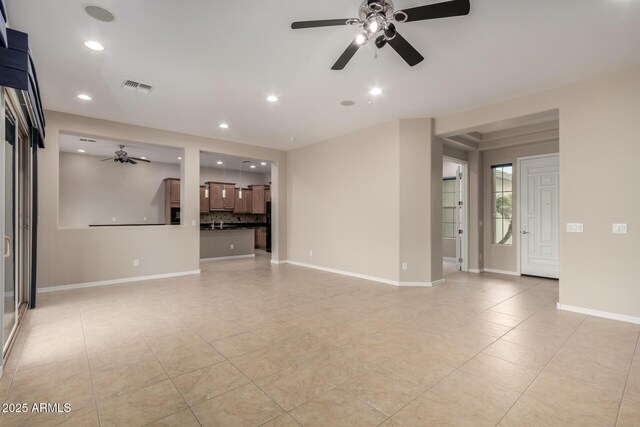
[200, 186, 209, 213]
[235, 188, 253, 213]
[250, 185, 269, 214]
[163, 178, 181, 225]
[255, 227, 267, 249]
[207, 182, 235, 211]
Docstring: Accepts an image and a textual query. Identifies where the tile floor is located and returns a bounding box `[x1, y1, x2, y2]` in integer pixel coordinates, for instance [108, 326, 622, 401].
[0, 254, 639, 426]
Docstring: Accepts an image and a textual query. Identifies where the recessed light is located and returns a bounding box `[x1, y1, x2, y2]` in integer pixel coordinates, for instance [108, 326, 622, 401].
[84, 5, 116, 23]
[260, 162, 267, 166]
[219, 123, 229, 129]
[217, 161, 223, 165]
[77, 149, 86, 153]
[340, 100, 355, 107]
[84, 40, 104, 51]
[250, 165, 256, 169]
[77, 94, 92, 101]
[290, 137, 297, 142]
[369, 87, 382, 96]
[178, 157, 182, 160]
[266, 95, 278, 103]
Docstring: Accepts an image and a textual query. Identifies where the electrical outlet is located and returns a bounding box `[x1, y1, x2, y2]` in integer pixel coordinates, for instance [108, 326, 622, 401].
[192, 219, 196, 226]
[230, 244, 234, 250]
[613, 224, 628, 234]
[112, 217, 116, 222]
[566, 223, 584, 233]
[309, 250, 313, 257]
[133, 259, 140, 267]
[143, 217, 147, 222]
[402, 263, 408, 271]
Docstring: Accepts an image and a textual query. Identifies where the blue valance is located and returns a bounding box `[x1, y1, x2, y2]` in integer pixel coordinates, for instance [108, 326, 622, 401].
[0, 28, 45, 147]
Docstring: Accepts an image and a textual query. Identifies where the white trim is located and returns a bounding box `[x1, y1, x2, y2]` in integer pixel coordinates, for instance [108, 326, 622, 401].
[468, 268, 483, 274]
[284, 260, 443, 287]
[200, 254, 255, 261]
[270, 259, 287, 265]
[557, 303, 640, 325]
[38, 270, 201, 293]
[0, 366, 3, 380]
[443, 257, 457, 262]
[483, 268, 520, 276]
[517, 152, 560, 277]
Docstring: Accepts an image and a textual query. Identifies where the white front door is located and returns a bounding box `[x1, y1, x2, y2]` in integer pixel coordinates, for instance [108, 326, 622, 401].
[519, 154, 559, 278]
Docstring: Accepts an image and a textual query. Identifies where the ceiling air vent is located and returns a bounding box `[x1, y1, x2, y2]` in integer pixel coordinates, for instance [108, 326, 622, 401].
[122, 79, 153, 94]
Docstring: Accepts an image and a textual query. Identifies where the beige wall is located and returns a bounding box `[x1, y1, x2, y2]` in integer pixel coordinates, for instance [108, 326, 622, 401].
[39, 111, 287, 288]
[435, 65, 640, 318]
[199, 167, 270, 187]
[482, 140, 559, 273]
[287, 121, 401, 282]
[59, 152, 180, 227]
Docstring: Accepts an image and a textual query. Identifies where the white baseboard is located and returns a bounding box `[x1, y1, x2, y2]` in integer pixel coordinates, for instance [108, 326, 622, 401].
[38, 270, 201, 293]
[468, 268, 483, 274]
[443, 257, 457, 262]
[557, 303, 640, 325]
[284, 260, 443, 287]
[200, 254, 255, 261]
[270, 260, 287, 265]
[483, 268, 520, 276]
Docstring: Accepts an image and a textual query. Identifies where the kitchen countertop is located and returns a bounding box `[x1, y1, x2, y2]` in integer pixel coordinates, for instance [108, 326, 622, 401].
[89, 223, 167, 227]
[200, 223, 267, 231]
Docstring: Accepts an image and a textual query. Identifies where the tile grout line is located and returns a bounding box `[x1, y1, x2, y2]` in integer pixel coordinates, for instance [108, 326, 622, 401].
[78, 309, 102, 427]
[380, 280, 563, 425]
[614, 329, 640, 426]
[117, 297, 203, 427]
[494, 314, 588, 426]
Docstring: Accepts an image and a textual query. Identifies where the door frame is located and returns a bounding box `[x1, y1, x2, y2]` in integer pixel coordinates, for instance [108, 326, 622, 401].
[516, 152, 560, 277]
[444, 155, 469, 273]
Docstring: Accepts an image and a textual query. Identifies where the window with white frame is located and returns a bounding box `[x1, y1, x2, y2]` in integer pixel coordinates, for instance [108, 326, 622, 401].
[442, 178, 456, 238]
[492, 164, 513, 245]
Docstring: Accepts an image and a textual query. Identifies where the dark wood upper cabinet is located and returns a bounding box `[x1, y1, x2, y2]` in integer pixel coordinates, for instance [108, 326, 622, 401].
[242, 189, 253, 213]
[250, 185, 269, 214]
[199, 186, 209, 213]
[223, 184, 235, 210]
[207, 182, 236, 211]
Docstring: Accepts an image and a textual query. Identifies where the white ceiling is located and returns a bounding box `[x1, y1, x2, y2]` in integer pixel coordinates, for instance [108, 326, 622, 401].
[8, 0, 640, 150]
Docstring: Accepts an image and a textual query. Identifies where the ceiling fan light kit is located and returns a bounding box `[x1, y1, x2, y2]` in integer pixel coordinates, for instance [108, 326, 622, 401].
[101, 145, 151, 165]
[291, 0, 470, 70]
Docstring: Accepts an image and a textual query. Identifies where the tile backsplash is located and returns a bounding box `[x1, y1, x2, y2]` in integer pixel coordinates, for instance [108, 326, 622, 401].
[200, 211, 265, 223]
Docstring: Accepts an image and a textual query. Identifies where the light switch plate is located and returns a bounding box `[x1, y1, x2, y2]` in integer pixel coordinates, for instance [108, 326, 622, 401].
[613, 224, 628, 234]
[566, 223, 584, 233]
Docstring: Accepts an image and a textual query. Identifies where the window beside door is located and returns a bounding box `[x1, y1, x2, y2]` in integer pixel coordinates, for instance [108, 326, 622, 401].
[492, 164, 513, 245]
[443, 178, 456, 238]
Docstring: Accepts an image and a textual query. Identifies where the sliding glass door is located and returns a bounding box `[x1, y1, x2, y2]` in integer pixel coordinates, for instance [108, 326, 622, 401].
[2, 91, 31, 357]
[3, 107, 16, 352]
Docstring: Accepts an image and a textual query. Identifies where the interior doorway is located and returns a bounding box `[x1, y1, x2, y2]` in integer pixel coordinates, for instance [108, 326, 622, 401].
[517, 153, 560, 278]
[443, 156, 469, 273]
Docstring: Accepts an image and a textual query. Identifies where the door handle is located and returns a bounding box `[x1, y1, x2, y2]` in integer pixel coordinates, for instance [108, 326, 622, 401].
[4, 236, 11, 258]
[521, 231, 529, 235]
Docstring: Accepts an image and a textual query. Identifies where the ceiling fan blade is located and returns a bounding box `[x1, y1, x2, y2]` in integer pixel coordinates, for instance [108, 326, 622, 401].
[291, 19, 351, 29]
[129, 157, 150, 163]
[127, 159, 137, 165]
[331, 38, 362, 70]
[387, 32, 424, 66]
[101, 158, 113, 161]
[401, 0, 470, 23]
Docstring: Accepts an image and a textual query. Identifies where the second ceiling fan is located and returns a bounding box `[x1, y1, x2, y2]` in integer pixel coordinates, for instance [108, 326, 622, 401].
[291, 0, 470, 70]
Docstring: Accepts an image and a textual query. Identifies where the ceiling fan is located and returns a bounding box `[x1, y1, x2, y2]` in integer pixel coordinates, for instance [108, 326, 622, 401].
[291, 0, 470, 70]
[101, 145, 150, 165]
